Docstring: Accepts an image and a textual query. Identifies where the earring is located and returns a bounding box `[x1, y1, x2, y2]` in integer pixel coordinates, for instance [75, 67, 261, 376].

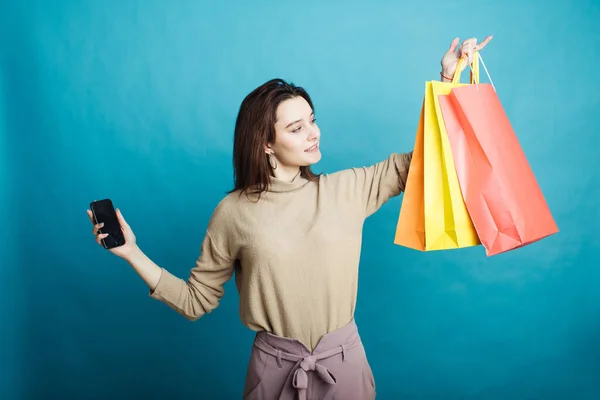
[268, 153, 278, 170]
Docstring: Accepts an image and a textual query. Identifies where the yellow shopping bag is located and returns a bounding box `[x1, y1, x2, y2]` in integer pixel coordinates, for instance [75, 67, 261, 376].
[395, 57, 481, 251]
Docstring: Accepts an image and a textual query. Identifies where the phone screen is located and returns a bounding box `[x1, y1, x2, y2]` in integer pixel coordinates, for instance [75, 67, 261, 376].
[91, 199, 124, 248]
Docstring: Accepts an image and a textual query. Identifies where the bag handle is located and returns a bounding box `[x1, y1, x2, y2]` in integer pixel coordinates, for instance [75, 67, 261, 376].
[451, 54, 479, 84]
[451, 51, 496, 92]
[476, 51, 496, 92]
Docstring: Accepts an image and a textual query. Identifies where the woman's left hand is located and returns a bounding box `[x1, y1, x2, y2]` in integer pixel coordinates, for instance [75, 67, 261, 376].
[440, 36, 493, 80]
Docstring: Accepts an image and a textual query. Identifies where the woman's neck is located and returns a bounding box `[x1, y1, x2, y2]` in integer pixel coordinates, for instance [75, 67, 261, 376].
[272, 166, 301, 182]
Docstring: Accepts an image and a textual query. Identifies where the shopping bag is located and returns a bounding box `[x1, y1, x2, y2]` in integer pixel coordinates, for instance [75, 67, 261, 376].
[394, 101, 426, 250]
[437, 51, 559, 256]
[395, 59, 480, 251]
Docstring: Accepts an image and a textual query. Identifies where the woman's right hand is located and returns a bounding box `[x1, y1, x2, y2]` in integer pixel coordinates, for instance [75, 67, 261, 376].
[87, 208, 138, 260]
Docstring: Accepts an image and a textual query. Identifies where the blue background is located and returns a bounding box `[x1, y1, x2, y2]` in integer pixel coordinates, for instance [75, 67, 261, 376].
[2, 0, 599, 398]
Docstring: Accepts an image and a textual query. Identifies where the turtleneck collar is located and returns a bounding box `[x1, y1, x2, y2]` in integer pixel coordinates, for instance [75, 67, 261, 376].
[267, 173, 311, 193]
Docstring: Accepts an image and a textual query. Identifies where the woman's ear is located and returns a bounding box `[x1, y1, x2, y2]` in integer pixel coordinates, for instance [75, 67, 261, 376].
[264, 143, 273, 155]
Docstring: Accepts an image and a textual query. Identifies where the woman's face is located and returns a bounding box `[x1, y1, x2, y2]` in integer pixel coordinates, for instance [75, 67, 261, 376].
[266, 96, 321, 172]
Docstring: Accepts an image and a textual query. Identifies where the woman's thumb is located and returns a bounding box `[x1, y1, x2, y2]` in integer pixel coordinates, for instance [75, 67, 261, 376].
[116, 208, 128, 227]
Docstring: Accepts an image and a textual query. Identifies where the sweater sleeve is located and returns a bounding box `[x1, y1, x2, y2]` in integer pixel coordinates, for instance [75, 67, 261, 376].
[353, 151, 412, 217]
[149, 202, 236, 321]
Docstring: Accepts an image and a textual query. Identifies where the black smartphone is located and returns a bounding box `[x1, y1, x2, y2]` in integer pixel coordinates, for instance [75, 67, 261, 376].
[89, 198, 126, 249]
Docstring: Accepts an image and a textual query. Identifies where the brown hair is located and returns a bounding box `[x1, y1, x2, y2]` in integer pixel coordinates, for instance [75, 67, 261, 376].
[230, 78, 320, 197]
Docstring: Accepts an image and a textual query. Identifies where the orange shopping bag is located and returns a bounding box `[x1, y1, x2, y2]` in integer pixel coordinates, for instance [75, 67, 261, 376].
[394, 100, 426, 250]
[394, 61, 480, 251]
[437, 51, 559, 256]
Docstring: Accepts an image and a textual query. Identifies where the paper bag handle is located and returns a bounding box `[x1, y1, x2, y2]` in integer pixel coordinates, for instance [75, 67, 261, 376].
[451, 53, 479, 84]
[452, 51, 496, 92]
[476, 51, 496, 92]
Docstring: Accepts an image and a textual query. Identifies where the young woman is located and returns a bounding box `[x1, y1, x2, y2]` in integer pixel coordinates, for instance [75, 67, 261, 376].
[87, 36, 492, 399]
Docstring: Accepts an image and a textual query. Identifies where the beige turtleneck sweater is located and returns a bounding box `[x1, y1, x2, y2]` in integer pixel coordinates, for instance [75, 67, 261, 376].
[149, 152, 412, 351]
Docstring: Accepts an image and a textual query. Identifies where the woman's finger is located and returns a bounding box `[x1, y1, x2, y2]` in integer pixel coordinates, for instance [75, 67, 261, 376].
[460, 38, 477, 52]
[464, 37, 477, 46]
[467, 48, 474, 63]
[447, 37, 460, 55]
[96, 233, 109, 244]
[92, 222, 104, 235]
[459, 45, 470, 58]
[459, 47, 472, 63]
[475, 35, 493, 51]
[116, 208, 129, 229]
[87, 209, 95, 224]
